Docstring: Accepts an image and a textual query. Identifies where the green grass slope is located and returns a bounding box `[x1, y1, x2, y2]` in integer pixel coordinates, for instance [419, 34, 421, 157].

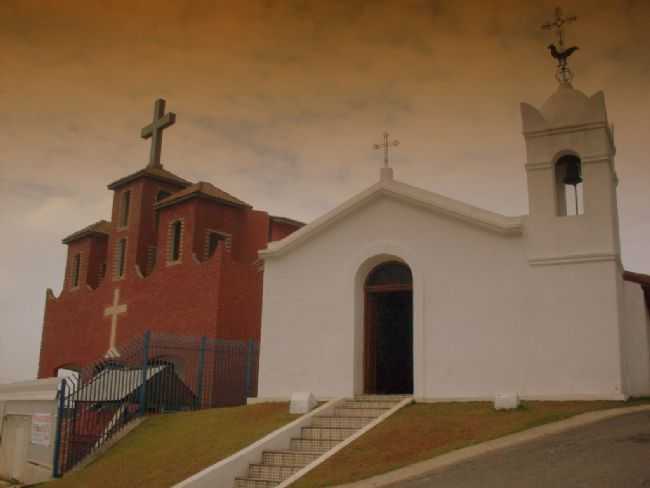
[293, 399, 650, 488]
[47, 403, 296, 488]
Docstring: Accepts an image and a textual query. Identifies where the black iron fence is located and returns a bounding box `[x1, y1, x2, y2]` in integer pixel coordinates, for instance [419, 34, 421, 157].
[52, 331, 259, 477]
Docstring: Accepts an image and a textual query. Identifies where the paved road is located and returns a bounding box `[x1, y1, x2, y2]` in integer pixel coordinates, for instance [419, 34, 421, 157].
[390, 411, 650, 488]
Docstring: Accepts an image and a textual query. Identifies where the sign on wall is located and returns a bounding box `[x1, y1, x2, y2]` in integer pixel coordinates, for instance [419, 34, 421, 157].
[30, 413, 51, 447]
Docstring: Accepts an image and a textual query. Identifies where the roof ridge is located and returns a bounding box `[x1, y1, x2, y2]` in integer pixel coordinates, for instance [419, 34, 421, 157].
[261, 178, 523, 259]
[62, 219, 112, 244]
[107, 165, 191, 190]
[154, 180, 252, 209]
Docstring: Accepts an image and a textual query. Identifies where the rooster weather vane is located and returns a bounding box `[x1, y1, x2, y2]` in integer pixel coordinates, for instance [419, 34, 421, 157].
[542, 6, 579, 84]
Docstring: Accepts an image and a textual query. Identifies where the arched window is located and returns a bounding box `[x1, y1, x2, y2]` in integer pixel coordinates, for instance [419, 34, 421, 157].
[168, 220, 183, 263]
[71, 253, 81, 288]
[365, 261, 412, 288]
[115, 238, 127, 278]
[555, 154, 584, 216]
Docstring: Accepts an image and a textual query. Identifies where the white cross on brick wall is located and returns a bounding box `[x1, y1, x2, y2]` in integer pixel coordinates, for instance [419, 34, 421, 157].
[104, 288, 127, 358]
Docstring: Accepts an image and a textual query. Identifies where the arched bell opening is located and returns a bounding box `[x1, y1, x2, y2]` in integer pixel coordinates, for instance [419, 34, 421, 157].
[555, 153, 584, 216]
[363, 260, 413, 395]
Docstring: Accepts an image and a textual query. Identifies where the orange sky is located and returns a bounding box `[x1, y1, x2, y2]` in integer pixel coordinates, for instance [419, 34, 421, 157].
[1, 0, 648, 381]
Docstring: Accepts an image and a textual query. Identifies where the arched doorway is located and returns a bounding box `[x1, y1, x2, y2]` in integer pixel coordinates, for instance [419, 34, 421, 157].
[364, 261, 413, 394]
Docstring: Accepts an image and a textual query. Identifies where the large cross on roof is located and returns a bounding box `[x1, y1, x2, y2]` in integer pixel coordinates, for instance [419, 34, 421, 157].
[141, 98, 176, 169]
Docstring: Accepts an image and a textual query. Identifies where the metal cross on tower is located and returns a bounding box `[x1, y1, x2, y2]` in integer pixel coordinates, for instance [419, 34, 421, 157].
[542, 6, 579, 84]
[541, 6, 577, 50]
[373, 131, 399, 168]
[141, 98, 176, 169]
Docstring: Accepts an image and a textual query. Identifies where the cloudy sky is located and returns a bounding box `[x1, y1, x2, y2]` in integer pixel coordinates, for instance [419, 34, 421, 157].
[1, 0, 648, 382]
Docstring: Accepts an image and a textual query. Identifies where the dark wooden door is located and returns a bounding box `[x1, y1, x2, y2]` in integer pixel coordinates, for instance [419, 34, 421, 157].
[364, 261, 413, 395]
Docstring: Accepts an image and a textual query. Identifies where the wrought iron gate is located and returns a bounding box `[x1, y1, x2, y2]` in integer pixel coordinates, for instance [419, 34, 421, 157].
[52, 331, 259, 477]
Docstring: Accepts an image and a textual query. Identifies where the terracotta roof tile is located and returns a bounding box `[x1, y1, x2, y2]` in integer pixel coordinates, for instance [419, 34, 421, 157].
[154, 181, 251, 209]
[62, 220, 111, 244]
[107, 166, 191, 190]
[270, 215, 305, 227]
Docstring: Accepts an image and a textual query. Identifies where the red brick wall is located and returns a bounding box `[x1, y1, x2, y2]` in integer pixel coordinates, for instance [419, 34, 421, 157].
[64, 239, 90, 291]
[192, 200, 246, 261]
[38, 174, 300, 379]
[39, 245, 224, 377]
[136, 180, 184, 272]
[87, 236, 108, 289]
[270, 220, 303, 242]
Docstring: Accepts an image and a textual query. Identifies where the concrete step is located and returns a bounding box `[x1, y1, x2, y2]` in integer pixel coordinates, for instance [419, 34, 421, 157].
[262, 449, 322, 467]
[341, 400, 398, 409]
[301, 426, 358, 441]
[334, 407, 387, 418]
[353, 394, 410, 401]
[290, 437, 339, 452]
[311, 415, 374, 429]
[234, 477, 278, 488]
[248, 464, 300, 483]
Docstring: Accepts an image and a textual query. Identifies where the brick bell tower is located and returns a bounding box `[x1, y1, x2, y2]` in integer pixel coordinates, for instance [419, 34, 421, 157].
[106, 99, 189, 283]
[38, 99, 304, 377]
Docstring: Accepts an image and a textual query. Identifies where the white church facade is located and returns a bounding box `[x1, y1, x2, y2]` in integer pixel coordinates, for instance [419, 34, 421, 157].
[257, 82, 650, 402]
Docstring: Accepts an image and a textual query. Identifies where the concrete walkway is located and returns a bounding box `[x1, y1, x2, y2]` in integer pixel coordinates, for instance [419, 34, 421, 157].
[390, 410, 650, 488]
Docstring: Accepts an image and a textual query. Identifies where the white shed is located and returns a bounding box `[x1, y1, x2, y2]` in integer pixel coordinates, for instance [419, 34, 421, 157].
[0, 378, 60, 484]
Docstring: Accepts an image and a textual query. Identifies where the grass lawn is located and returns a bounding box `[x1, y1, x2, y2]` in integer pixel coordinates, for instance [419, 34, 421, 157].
[292, 399, 650, 488]
[46, 403, 297, 488]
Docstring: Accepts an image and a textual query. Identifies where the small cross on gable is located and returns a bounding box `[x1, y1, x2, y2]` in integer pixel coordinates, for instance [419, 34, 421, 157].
[141, 98, 176, 169]
[104, 288, 128, 358]
[373, 131, 400, 168]
[374, 131, 400, 181]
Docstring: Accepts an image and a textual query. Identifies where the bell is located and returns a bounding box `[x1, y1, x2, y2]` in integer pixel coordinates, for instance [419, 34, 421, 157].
[563, 159, 582, 186]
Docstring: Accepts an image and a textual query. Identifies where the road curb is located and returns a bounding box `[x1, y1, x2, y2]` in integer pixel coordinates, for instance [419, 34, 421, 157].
[332, 404, 650, 488]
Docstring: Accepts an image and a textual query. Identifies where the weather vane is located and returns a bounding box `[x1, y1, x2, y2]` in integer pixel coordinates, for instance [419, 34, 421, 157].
[542, 6, 579, 84]
[373, 131, 399, 168]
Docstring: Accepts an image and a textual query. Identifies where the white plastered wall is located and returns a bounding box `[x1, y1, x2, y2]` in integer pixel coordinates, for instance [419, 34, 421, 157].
[621, 281, 650, 396]
[258, 194, 627, 401]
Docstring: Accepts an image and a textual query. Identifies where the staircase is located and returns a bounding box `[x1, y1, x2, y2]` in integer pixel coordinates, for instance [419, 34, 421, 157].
[234, 395, 409, 488]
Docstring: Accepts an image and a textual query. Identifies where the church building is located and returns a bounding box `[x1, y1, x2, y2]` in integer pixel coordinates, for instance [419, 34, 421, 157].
[257, 81, 650, 402]
[38, 100, 303, 378]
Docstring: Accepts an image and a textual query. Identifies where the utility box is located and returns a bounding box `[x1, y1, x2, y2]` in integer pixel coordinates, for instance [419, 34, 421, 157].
[0, 378, 60, 485]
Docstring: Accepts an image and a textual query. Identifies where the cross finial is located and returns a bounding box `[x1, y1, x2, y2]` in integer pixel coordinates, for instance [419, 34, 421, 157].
[373, 131, 399, 169]
[541, 7, 577, 50]
[141, 98, 176, 169]
[541, 6, 579, 84]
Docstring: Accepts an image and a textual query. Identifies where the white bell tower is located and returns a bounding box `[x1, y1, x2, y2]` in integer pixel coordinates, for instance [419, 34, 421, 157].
[520, 84, 621, 265]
